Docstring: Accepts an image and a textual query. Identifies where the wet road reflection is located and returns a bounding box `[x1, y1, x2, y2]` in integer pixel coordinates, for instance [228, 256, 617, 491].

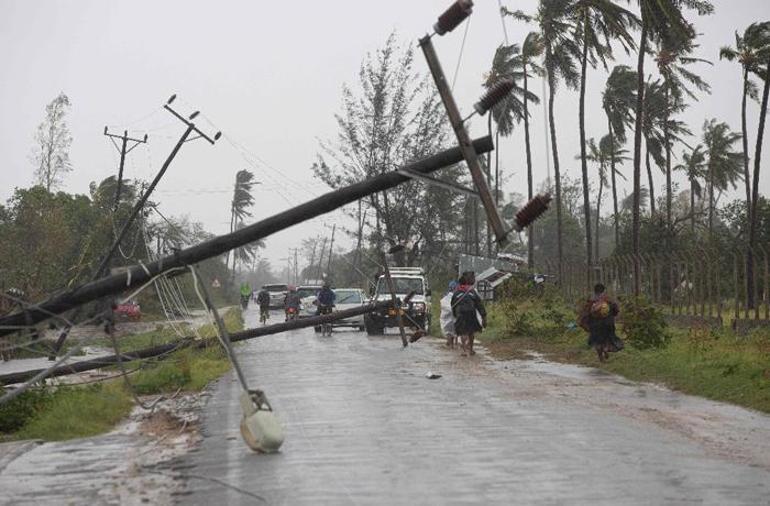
[180, 307, 770, 505]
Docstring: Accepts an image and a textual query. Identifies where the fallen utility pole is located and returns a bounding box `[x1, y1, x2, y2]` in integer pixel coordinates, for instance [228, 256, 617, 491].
[0, 302, 393, 386]
[0, 136, 494, 335]
[103, 128, 148, 212]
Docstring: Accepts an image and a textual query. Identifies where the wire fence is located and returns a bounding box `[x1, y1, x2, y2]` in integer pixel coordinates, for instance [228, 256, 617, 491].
[542, 244, 770, 332]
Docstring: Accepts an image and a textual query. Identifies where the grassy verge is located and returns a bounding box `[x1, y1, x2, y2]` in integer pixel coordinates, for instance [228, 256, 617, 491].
[479, 297, 770, 414]
[0, 308, 242, 442]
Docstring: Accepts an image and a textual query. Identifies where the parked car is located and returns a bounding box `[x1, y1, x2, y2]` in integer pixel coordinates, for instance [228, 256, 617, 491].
[262, 283, 288, 309]
[331, 288, 367, 330]
[114, 300, 141, 321]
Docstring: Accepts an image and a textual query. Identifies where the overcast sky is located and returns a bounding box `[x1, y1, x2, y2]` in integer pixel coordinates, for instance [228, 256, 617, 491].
[1, 0, 769, 273]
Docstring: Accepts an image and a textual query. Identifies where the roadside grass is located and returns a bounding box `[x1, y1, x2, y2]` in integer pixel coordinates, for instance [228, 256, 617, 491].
[0, 308, 242, 442]
[480, 298, 770, 414]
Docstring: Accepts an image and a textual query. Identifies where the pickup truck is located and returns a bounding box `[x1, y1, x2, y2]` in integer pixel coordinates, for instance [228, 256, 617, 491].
[364, 268, 431, 336]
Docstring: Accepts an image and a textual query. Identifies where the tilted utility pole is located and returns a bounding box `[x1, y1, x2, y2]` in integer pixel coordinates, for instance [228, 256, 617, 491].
[103, 128, 148, 211]
[419, 0, 509, 248]
[50, 94, 221, 356]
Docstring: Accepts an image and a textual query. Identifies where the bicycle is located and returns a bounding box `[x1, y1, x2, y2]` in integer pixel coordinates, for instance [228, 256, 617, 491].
[318, 305, 334, 336]
[259, 306, 270, 325]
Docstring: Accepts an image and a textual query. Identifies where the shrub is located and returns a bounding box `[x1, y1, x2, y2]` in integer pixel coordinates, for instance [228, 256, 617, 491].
[0, 388, 52, 433]
[497, 300, 533, 336]
[620, 296, 670, 350]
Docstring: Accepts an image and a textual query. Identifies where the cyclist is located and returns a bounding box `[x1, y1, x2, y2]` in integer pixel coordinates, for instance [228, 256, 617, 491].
[315, 282, 336, 315]
[239, 282, 251, 309]
[256, 286, 271, 323]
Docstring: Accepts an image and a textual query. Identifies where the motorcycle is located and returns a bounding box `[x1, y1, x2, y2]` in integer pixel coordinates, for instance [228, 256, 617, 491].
[285, 306, 298, 321]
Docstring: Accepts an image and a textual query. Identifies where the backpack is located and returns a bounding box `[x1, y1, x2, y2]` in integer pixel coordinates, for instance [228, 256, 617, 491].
[452, 289, 477, 315]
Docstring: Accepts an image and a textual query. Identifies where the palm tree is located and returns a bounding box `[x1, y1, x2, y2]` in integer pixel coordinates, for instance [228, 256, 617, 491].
[229, 169, 256, 277]
[674, 144, 706, 234]
[724, 22, 770, 309]
[655, 35, 711, 230]
[569, 0, 638, 276]
[719, 22, 770, 228]
[702, 119, 743, 237]
[640, 79, 692, 219]
[505, 0, 580, 280]
[484, 34, 543, 268]
[630, 0, 713, 294]
[582, 135, 628, 260]
[602, 65, 636, 248]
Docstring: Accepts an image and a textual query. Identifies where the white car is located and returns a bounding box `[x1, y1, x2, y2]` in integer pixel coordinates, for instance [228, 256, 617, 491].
[330, 288, 367, 330]
[262, 283, 288, 309]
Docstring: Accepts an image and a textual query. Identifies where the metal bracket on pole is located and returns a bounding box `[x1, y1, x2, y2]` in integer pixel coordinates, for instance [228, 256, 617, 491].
[419, 33, 508, 246]
[396, 168, 480, 198]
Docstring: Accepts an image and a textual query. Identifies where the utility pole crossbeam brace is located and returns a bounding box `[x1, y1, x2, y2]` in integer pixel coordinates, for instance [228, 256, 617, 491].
[419, 33, 508, 247]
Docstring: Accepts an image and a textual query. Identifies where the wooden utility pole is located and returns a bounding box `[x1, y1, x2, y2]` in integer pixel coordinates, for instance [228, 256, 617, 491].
[103, 128, 148, 211]
[326, 224, 336, 273]
[50, 95, 221, 356]
[419, 30, 508, 248]
[0, 136, 494, 334]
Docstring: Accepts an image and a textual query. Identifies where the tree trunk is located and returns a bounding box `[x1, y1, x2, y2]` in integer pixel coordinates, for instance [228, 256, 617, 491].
[748, 56, 770, 308]
[742, 66, 754, 308]
[486, 113, 493, 258]
[547, 46, 564, 281]
[596, 168, 603, 261]
[708, 164, 714, 238]
[645, 138, 656, 216]
[632, 18, 647, 295]
[690, 179, 696, 235]
[607, 116, 620, 250]
[524, 67, 535, 270]
[579, 21, 592, 284]
[664, 85, 672, 229]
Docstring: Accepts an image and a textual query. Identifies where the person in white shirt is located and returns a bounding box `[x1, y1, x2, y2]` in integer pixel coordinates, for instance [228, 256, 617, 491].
[439, 280, 459, 348]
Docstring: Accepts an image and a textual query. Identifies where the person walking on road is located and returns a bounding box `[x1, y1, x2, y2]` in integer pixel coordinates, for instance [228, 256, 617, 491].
[578, 283, 621, 362]
[451, 272, 486, 356]
[440, 280, 459, 348]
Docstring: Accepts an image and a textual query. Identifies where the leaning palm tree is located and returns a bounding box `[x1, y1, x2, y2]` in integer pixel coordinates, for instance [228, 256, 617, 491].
[640, 78, 691, 218]
[719, 22, 770, 226]
[655, 34, 711, 230]
[630, 0, 713, 294]
[674, 144, 706, 234]
[603, 65, 636, 247]
[229, 169, 257, 276]
[484, 35, 543, 268]
[702, 119, 743, 237]
[504, 0, 580, 280]
[723, 22, 770, 308]
[569, 0, 638, 274]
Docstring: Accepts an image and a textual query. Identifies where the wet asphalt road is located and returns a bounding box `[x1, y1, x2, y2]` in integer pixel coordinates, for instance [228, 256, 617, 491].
[179, 308, 770, 505]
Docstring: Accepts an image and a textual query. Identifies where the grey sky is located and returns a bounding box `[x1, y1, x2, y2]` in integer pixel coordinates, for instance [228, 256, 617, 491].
[1, 0, 769, 272]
